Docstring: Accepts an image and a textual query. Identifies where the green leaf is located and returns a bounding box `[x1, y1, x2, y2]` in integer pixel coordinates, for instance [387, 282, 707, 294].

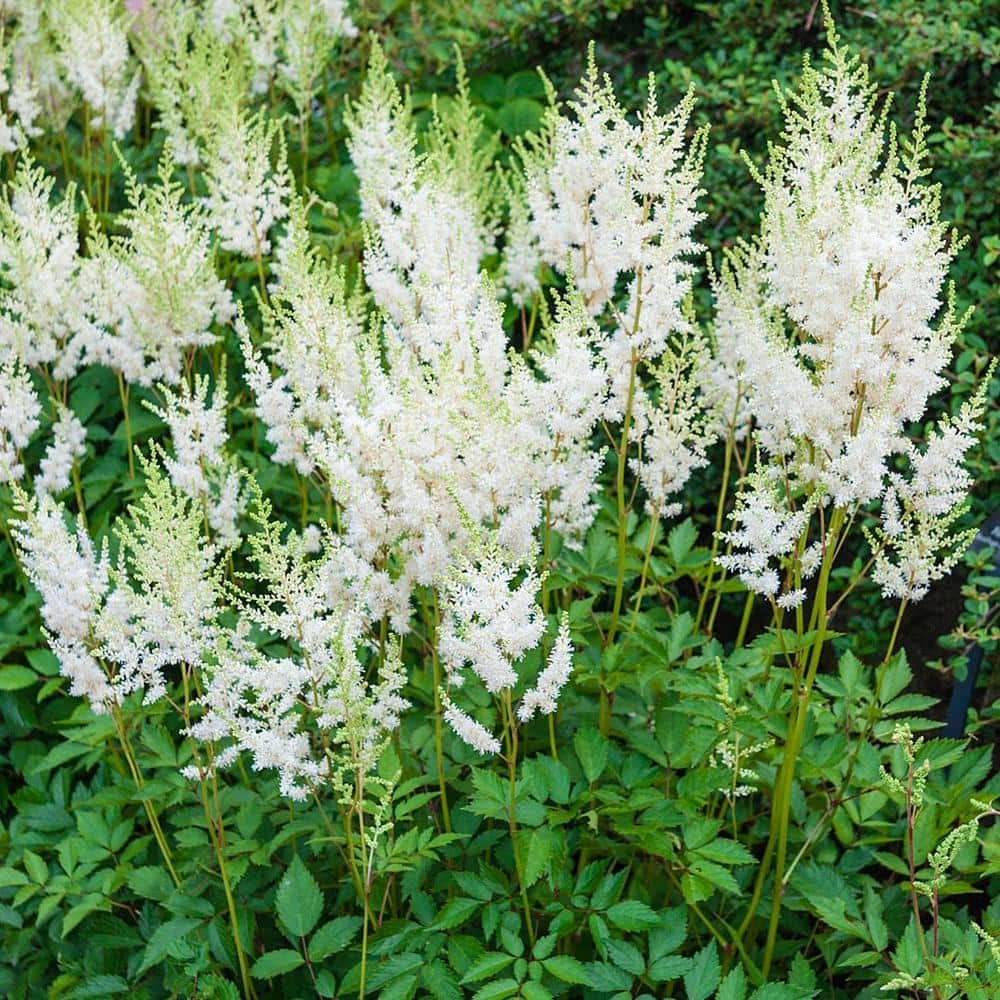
[66, 975, 130, 998]
[606, 900, 660, 931]
[461, 952, 514, 984]
[275, 855, 323, 937]
[574, 726, 609, 784]
[138, 917, 202, 975]
[542, 955, 589, 984]
[497, 98, 544, 137]
[470, 979, 519, 1000]
[126, 866, 174, 901]
[583, 962, 632, 990]
[366, 953, 423, 990]
[717, 965, 748, 1000]
[308, 916, 362, 962]
[647, 954, 692, 982]
[432, 896, 480, 930]
[23, 851, 47, 884]
[250, 949, 305, 979]
[0, 665, 37, 690]
[683, 941, 720, 1000]
[524, 827, 558, 887]
[421, 961, 461, 1000]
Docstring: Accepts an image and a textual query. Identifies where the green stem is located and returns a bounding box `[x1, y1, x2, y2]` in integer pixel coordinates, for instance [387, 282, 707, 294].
[428, 594, 452, 832]
[760, 507, 844, 976]
[504, 695, 535, 945]
[116, 372, 134, 479]
[623, 511, 659, 650]
[733, 590, 755, 650]
[695, 412, 737, 635]
[605, 349, 639, 650]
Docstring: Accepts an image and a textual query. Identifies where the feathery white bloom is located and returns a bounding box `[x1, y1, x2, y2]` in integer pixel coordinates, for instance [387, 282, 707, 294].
[152, 375, 228, 497]
[36, 406, 85, 496]
[712, 30, 979, 602]
[523, 47, 705, 366]
[0, 357, 40, 483]
[518, 614, 573, 722]
[0, 158, 81, 375]
[347, 43, 497, 363]
[870, 370, 993, 602]
[442, 696, 501, 756]
[717, 469, 812, 597]
[203, 108, 289, 258]
[13, 490, 108, 645]
[79, 155, 233, 385]
[49, 0, 141, 138]
[193, 498, 410, 799]
[438, 537, 545, 695]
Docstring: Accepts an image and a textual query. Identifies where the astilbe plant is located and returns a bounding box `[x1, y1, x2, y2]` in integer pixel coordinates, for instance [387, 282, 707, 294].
[0, 5, 997, 999]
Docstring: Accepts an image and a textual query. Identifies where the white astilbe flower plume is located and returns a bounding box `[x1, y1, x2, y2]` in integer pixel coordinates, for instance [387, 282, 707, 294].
[717, 468, 813, 599]
[518, 613, 573, 722]
[869, 365, 995, 602]
[0, 357, 40, 484]
[36, 405, 86, 496]
[632, 325, 719, 519]
[0, 158, 82, 376]
[712, 23, 984, 605]
[191, 493, 410, 800]
[522, 46, 707, 415]
[78, 152, 234, 385]
[346, 42, 498, 363]
[245, 202, 553, 625]
[48, 0, 141, 139]
[203, 107, 290, 258]
[149, 372, 245, 546]
[11, 489, 112, 707]
[438, 527, 573, 754]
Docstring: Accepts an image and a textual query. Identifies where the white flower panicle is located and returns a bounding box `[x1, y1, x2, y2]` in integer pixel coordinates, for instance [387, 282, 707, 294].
[48, 0, 141, 139]
[150, 373, 244, 545]
[36, 405, 86, 496]
[191, 495, 409, 800]
[438, 530, 572, 753]
[870, 366, 995, 602]
[346, 42, 498, 362]
[439, 536, 545, 696]
[80, 154, 234, 385]
[518, 613, 573, 722]
[0, 357, 40, 483]
[12, 490, 112, 707]
[522, 48, 706, 367]
[632, 327, 719, 519]
[204, 107, 290, 258]
[0, 158, 82, 376]
[442, 696, 501, 756]
[717, 468, 812, 599]
[713, 26, 983, 604]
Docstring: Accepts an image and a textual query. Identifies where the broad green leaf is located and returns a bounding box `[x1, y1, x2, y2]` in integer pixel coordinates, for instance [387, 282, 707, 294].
[683, 941, 720, 1000]
[717, 965, 748, 1000]
[138, 916, 202, 975]
[574, 726, 609, 784]
[308, 916, 362, 962]
[542, 955, 589, 984]
[524, 827, 558, 887]
[250, 949, 305, 979]
[432, 896, 479, 930]
[0, 665, 36, 690]
[606, 900, 660, 931]
[275, 854, 323, 937]
[461, 952, 514, 984]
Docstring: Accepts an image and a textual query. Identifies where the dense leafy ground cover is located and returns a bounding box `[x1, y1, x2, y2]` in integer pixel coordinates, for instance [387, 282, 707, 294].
[0, 2, 998, 999]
